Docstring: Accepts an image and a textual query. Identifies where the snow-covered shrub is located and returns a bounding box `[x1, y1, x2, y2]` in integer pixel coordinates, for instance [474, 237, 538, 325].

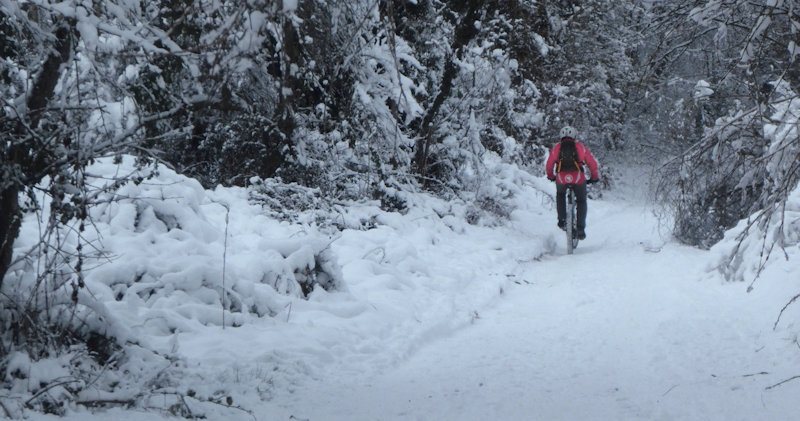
[0, 157, 345, 416]
[248, 176, 333, 223]
[711, 185, 800, 284]
[710, 81, 800, 282]
[75, 157, 344, 322]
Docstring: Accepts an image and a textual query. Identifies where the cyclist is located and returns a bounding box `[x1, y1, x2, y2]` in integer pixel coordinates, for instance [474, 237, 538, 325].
[545, 126, 600, 240]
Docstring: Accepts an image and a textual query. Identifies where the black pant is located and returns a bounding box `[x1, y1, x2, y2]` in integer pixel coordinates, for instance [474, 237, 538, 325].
[556, 182, 587, 230]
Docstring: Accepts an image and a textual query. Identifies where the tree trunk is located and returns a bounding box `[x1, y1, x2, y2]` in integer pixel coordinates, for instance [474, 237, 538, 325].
[413, 0, 483, 178]
[414, 59, 458, 177]
[263, 8, 304, 177]
[0, 186, 21, 290]
[0, 24, 73, 288]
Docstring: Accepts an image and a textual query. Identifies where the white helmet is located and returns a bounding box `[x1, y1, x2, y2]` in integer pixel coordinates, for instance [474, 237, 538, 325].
[560, 126, 577, 139]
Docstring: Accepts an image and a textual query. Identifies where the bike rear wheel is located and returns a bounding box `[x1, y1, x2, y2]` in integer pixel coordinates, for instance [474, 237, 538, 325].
[565, 187, 579, 254]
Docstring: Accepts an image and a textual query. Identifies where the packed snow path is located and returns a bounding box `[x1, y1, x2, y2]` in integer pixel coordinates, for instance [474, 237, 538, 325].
[266, 198, 800, 421]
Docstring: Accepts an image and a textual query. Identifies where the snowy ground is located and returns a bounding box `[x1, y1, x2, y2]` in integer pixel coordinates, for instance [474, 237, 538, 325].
[17, 165, 800, 421]
[267, 199, 800, 421]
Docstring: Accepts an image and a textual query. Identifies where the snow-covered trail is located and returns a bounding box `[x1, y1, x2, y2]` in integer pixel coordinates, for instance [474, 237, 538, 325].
[268, 198, 800, 421]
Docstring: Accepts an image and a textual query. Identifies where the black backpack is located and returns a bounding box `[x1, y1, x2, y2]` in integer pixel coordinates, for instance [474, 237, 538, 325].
[557, 140, 581, 173]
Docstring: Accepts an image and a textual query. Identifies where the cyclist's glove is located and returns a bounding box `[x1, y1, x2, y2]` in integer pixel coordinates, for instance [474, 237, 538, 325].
[587, 178, 599, 185]
[548, 176, 556, 182]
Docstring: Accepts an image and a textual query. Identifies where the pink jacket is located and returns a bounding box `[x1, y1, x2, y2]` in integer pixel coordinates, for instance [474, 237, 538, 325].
[545, 140, 600, 185]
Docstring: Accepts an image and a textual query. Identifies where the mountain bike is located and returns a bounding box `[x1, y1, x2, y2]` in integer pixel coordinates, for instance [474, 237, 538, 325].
[565, 185, 580, 254]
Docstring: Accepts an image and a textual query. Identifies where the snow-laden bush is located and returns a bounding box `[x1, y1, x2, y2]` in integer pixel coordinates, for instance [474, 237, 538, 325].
[711, 185, 800, 284]
[709, 81, 800, 284]
[0, 156, 344, 416]
[77, 157, 342, 328]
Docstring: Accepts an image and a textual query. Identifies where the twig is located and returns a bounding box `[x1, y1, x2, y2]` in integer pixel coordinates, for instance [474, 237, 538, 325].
[178, 393, 193, 418]
[220, 202, 231, 329]
[162, 392, 258, 421]
[76, 398, 136, 408]
[742, 371, 769, 377]
[765, 375, 800, 390]
[0, 398, 13, 418]
[24, 379, 81, 407]
[773, 293, 800, 330]
[82, 349, 123, 391]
